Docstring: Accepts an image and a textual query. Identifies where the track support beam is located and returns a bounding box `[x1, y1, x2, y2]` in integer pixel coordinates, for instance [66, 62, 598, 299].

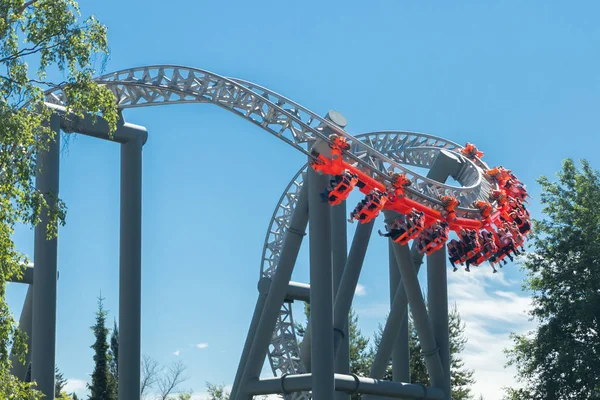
[236, 186, 309, 400]
[428, 246, 451, 399]
[118, 128, 145, 400]
[246, 373, 445, 400]
[307, 167, 335, 400]
[300, 219, 374, 371]
[31, 113, 61, 399]
[332, 200, 350, 400]
[389, 239, 410, 383]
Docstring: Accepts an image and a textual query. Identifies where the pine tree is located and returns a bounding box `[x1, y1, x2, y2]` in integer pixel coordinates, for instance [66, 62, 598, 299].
[369, 322, 393, 381]
[55, 366, 68, 397]
[448, 305, 475, 400]
[88, 296, 112, 400]
[108, 319, 119, 399]
[370, 303, 475, 399]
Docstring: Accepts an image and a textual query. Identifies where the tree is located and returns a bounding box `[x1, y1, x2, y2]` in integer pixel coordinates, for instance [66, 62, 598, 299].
[369, 304, 475, 399]
[140, 354, 160, 398]
[108, 319, 119, 399]
[88, 295, 113, 400]
[447, 305, 475, 400]
[348, 309, 372, 379]
[1, 1, 117, 398]
[56, 365, 68, 397]
[156, 360, 189, 400]
[503, 159, 600, 399]
[206, 382, 229, 400]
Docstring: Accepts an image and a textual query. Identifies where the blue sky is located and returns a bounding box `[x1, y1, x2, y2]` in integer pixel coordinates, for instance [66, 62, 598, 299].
[7, 1, 600, 399]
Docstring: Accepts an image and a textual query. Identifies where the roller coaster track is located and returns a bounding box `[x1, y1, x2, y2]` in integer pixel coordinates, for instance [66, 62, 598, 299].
[43, 65, 499, 399]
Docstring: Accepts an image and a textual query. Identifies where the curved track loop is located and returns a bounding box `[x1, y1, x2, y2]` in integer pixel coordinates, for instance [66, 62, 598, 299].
[261, 131, 496, 399]
[44, 65, 493, 219]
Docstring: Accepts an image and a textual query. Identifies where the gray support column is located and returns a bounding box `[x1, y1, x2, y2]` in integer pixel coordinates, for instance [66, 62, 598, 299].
[332, 201, 350, 400]
[246, 374, 446, 400]
[118, 134, 143, 400]
[238, 187, 309, 400]
[392, 243, 446, 392]
[229, 279, 269, 400]
[300, 219, 374, 371]
[10, 285, 34, 380]
[31, 114, 61, 399]
[427, 248, 451, 399]
[389, 241, 410, 382]
[368, 241, 424, 382]
[307, 167, 335, 400]
[332, 220, 374, 354]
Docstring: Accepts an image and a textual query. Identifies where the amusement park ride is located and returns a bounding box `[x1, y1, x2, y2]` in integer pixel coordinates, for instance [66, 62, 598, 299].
[9, 65, 530, 400]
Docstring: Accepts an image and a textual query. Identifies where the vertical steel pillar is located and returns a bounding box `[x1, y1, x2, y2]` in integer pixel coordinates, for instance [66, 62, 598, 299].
[11, 285, 34, 380]
[368, 241, 426, 382]
[230, 279, 269, 400]
[332, 220, 374, 353]
[332, 202, 350, 400]
[300, 219, 374, 371]
[118, 134, 143, 400]
[428, 246, 451, 399]
[391, 243, 446, 390]
[31, 114, 61, 399]
[237, 187, 309, 400]
[307, 167, 335, 400]
[389, 241, 410, 382]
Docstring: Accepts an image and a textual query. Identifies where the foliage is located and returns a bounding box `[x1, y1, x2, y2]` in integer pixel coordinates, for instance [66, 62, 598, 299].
[448, 305, 475, 400]
[503, 159, 600, 399]
[55, 365, 68, 397]
[206, 382, 229, 400]
[88, 295, 113, 400]
[56, 392, 76, 400]
[108, 319, 118, 399]
[369, 304, 475, 399]
[0, 1, 117, 398]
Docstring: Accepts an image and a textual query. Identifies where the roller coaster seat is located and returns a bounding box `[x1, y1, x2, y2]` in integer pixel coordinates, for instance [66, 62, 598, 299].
[327, 171, 359, 206]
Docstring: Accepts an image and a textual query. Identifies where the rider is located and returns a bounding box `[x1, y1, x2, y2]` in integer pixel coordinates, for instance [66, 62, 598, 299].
[461, 143, 484, 159]
[473, 200, 494, 219]
[378, 215, 407, 241]
[490, 189, 508, 208]
[388, 172, 412, 200]
[439, 195, 460, 221]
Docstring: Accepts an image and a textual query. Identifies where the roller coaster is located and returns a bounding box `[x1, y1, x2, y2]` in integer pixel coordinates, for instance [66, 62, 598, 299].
[13, 65, 529, 400]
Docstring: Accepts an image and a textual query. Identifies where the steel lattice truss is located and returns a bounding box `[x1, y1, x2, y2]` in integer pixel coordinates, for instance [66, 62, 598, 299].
[44, 65, 493, 219]
[42, 66, 499, 400]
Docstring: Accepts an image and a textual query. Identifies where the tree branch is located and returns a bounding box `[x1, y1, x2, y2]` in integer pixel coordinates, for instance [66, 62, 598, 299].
[158, 361, 188, 400]
[140, 354, 160, 398]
